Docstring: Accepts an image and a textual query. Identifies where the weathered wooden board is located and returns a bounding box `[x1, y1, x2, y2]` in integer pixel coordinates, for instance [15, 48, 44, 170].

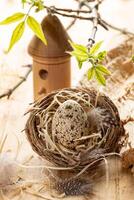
[0, 0, 134, 195]
[0, 37, 134, 200]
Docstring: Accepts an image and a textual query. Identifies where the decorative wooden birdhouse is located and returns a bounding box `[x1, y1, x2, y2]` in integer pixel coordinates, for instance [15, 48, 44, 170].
[28, 14, 72, 100]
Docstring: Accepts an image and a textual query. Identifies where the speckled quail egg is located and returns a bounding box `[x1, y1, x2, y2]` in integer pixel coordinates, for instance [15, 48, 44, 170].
[52, 100, 88, 149]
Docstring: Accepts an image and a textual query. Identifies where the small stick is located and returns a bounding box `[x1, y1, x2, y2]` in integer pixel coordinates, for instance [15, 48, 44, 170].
[87, 0, 102, 50]
[0, 134, 8, 153]
[45, 6, 92, 14]
[16, 162, 75, 171]
[49, 10, 94, 21]
[122, 117, 134, 125]
[101, 19, 134, 36]
[0, 65, 32, 99]
[66, 0, 85, 31]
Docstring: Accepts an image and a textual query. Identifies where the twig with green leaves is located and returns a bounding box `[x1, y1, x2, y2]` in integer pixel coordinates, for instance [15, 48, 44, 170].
[69, 0, 110, 86]
[0, 0, 134, 52]
[0, 0, 133, 88]
[0, 1, 47, 52]
[69, 41, 110, 86]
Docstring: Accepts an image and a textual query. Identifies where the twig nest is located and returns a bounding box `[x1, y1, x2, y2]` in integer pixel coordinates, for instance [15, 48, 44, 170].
[25, 87, 125, 170]
[52, 100, 88, 148]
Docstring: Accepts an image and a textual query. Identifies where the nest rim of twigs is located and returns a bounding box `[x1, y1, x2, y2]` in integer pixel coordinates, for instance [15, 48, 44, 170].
[25, 87, 126, 172]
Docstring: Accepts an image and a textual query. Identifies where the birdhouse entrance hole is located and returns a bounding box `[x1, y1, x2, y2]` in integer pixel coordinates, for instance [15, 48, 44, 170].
[39, 69, 48, 80]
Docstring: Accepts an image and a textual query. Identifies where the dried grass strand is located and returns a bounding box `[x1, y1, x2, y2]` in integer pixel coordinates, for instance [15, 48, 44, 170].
[25, 87, 125, 171]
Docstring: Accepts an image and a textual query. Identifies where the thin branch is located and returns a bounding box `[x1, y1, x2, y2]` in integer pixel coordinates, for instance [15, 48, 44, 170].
[66, 18, 77, 31]
[47, 8, 94, 20]
[81, 0, 134, 36]
[0, 65, 32, 99]
[74, 0, 95, 4]
[87, 0, 101, 49]
[45, 6, 92, 13]
[101, 19, 134, 36]
[66, 0, 86, 31]
[43, 1, 134, 36]
[122, 117, 134, 126]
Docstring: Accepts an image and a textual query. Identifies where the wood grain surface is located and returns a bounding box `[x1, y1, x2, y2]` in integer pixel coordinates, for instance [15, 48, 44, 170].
[0, 1, 134, 199]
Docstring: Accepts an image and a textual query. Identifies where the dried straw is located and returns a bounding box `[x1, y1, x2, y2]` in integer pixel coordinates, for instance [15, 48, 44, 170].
[25, 87, 126, 172]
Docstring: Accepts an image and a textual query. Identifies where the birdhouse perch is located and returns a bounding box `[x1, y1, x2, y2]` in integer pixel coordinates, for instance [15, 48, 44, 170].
[28, 14, 72, 100]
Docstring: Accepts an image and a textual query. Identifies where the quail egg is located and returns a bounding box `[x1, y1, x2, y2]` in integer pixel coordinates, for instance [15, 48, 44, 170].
[52, 100, 88, 149]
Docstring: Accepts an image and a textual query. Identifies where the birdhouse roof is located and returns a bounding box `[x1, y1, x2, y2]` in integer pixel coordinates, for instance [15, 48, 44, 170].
[28, 14, 72, 58]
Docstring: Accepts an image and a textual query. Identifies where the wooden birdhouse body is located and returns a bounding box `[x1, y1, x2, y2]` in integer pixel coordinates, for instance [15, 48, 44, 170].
[28, 14, 72, 100]
[32, 56, 71, 99]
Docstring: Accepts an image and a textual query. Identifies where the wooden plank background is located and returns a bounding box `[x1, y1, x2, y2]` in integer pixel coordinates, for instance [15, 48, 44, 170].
[0, 0, 134, 199]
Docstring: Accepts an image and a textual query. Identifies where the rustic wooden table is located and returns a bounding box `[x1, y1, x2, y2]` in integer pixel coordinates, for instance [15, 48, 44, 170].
[0, 44, 134, 199]
[0, 1, 134, 199]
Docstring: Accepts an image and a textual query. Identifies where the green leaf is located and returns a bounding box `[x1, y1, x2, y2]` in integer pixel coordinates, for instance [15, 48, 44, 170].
[7, 21, 25, 52]
[69, 41, 88, 54]
[27, 16, 47, 45]
[87, 67, 94, 80]
[97, 51, 107, 61]
[95, 69, 106, 86]
[96, 65, 111, 75]
[70, 51, 88, 62]
[69, 51, 87, 69]
[0, 13, 25, 25]
[90, 41, 103, 55]
[34, 0, 44, 12]
[68, 41, 89, 69]
[77, 60, 83, 69]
